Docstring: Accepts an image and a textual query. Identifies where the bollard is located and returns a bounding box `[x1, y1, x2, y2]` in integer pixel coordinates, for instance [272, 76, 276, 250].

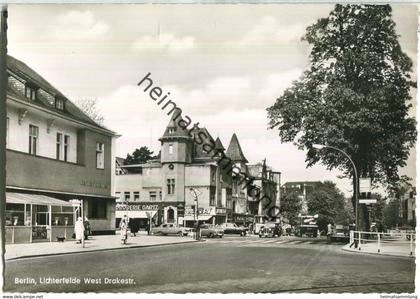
[377, 232, 380, 253]
[358, 231, 361, 250]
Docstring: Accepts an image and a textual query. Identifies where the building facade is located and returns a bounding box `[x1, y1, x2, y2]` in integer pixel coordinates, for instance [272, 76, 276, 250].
[5, 55, 118, 243]
[115, 113, 281, 230]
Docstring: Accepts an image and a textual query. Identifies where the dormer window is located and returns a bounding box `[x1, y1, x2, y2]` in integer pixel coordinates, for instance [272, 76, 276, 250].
[168, 127, 176, 134]
[55, 98, 64, 110]
[25, 85, 37, 101]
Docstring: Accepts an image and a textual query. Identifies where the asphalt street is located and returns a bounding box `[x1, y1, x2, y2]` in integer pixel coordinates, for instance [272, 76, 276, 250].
[4, 236, 415, 293]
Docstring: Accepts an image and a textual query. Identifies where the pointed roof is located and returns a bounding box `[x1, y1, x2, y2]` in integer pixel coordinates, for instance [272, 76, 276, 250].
[191, 127, 216, 159]
[214, 137, 225, 151]
[226, 133, 248, 163]
[159, 111, 191, 141]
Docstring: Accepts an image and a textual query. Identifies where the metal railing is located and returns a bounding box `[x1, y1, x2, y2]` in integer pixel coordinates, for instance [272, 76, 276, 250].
[349, 230, 415, 256]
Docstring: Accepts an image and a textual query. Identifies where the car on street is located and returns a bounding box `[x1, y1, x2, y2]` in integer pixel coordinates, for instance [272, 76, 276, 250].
[219, 223, 247, 236]
[151, 223, 191, 236]
[199, 224, 224, 238]
[258, 222, 281, 238]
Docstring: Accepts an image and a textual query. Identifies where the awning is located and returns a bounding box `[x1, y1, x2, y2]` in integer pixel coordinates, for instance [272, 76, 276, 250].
[183, 215, 213, 221]
[116, 210, 157, 219]
[6, 192, 73, 206]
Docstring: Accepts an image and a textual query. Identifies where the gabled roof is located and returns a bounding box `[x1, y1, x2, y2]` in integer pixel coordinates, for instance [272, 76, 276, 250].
[214, 137, 225, 151]
[7, 55, 116, 135]
[159, 111, 191, 141]
[226, 133, 248, 163]
[190, 127, 216, 159]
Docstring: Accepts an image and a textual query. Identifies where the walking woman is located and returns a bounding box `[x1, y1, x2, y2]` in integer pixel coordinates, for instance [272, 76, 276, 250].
[120, 218, 128, 245]
[75, 217, 84, 244]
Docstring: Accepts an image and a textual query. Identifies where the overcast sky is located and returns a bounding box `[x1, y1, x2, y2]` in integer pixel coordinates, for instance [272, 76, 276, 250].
[7, 4, 417, 196]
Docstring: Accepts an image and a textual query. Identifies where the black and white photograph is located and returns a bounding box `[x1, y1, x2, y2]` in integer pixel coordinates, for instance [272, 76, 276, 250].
[0, 2, 417, 297]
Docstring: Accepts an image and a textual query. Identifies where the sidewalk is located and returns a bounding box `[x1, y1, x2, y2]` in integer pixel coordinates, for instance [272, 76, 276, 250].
[342, 241, 415, 258]
[5, 233, 199, 260]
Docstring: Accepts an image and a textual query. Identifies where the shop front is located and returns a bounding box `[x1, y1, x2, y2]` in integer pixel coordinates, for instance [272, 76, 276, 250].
[5, 192, 76, 244]
[115, 203, 158, 231]
[233, 213, 254, 226]
[183, 206, 219, 227]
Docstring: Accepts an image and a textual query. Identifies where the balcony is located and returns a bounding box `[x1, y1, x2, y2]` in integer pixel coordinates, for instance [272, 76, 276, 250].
[6, 149, 111, 197]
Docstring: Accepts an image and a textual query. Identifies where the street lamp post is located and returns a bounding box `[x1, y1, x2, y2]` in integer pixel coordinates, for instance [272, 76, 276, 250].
[312, 144, 358, 231]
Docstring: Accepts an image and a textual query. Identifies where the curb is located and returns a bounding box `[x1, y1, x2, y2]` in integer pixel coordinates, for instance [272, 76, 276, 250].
[341, 245, 415, 259]
[6, 239, 204, 261]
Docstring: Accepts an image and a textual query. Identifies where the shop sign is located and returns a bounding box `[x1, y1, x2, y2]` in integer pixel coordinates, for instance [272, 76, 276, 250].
[116, 204, 159, 211]
[184, 207, 215, 216]
[81, 180, 109, 189]
[216, 207, 226, 214]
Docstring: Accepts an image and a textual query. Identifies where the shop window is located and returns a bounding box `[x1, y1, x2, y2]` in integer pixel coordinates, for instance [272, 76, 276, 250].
[5, 203, 25, 226]
[96, 142, 104, 169]
[134, 192, 140, 201]
[51, 206, 74, 226]
[88, 199, 107, 219]
[29, 125, 39, 155]
[32, 204, 49, 226]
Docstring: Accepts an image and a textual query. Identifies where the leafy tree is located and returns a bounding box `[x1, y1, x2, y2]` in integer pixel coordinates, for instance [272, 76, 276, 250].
[383, 198, 402, 229]
[306, 181, 352, 232]
[280, 191, 303, 226]
[267, 5, 416, 230]
[125, 146, 155, 165]
[76, 98, 105, 125]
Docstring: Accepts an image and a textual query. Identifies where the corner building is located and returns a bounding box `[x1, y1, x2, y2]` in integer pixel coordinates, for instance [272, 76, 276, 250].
[5, 56, 118, 243]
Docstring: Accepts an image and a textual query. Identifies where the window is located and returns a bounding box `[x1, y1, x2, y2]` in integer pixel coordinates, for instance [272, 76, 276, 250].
[64, 135, 70, 162]
[124, 192, 130, 201]
[56, 133, 62, 160]
[96, 142, 104, 169]
[133, 192, 140, 201]
[167, 179, 175, 195]
[169, 144, 174, 154]
[88, 199, 107, 219]
[55, 98, 64, 110]
[150, 191, 157, 201]
[115, 192, 122, 202]
[25, 86, 36, 100]
[29, 125, 38, 155]
[168, 127, 176, 134]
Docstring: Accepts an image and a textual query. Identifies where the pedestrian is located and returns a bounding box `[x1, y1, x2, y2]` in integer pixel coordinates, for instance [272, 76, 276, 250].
[130, 220, 139, 237]
[84, 217, 91, 240]
[75, 217, 84, 244]
[146, 220, 150, 235]
[327, 223, 333, 242]
[120, 218, 128, 245]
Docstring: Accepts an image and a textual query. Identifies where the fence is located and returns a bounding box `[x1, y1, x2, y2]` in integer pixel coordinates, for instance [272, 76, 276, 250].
[349, 230, 415, 256]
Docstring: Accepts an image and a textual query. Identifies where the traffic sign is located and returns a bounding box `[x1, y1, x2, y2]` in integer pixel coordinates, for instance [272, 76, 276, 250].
[69, 199, 81, 207]
[359, 178, 371, 193]
[359, 199, 377, 204]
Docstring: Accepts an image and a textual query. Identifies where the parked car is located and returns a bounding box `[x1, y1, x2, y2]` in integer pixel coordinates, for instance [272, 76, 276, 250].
[219, 223, 247, 236]
[151, 223, 191, 236]
[258, 222, 281, 238]
[199, 224, 224, 238]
